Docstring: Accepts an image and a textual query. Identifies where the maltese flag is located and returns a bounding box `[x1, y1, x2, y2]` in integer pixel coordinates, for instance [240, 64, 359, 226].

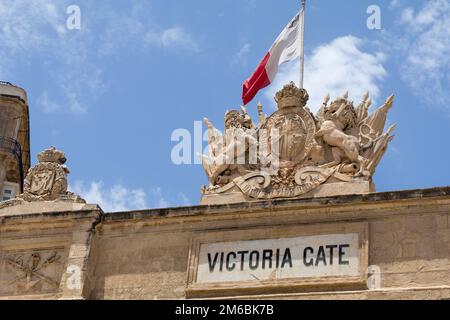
[242, 10, 304, 105]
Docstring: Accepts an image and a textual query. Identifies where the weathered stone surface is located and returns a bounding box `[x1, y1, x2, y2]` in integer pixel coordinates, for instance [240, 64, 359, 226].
[0, 201, 95, 217]
[201, 82, 395, 205]
[1, 186, 450, 300]
[92, 187, 450, 299]
[201, 181, 373, 205]
[0, 82, 31, 199]
[0, 202, 102, 300]
[0, 147, 84, 210]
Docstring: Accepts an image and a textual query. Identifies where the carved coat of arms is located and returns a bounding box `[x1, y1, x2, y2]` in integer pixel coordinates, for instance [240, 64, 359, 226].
[261, 93, 316, 168]
[30, 170, 56, 196]
[0, 147, 85, 208]
[19, 147, 73, 202]
[201, 82, 396, 203]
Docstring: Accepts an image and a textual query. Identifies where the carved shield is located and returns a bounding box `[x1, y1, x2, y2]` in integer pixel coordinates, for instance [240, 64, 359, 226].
[262, 107, 316, 167]
[30, 169, 56, 196]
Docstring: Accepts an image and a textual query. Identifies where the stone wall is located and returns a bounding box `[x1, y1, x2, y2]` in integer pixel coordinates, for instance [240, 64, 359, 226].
[1, 187, 450, 300]
[0, 202, 101, 300]
[0, 158, 5, 194]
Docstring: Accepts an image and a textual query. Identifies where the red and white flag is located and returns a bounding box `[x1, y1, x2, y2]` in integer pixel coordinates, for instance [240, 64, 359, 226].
[242, 10, 304, 105]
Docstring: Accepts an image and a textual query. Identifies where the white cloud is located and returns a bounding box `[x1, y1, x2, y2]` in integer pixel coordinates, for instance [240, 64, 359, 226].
[389, 0, 403, 10]
[149, 188, 193, 208]
[0, 0, 101, 114]
[265, 36, 387, 112]
[400, 7, 415, 25]
[0, 1, 200, 114]
[145, 27, 200, 52]
[232, 43, 251, 67]
[70, 181, 148, 212]
[38, 91, 60, 113]
[0, 0, 66, 55]
[151, 187, 171, 209]
[0, 0, 67, 81]
[243, 0, 257, 12]
[177, 192, 192, 206]
[396, 0, 450, 108]
[70, 181, 192, 211]
[96, 3, 201, 56]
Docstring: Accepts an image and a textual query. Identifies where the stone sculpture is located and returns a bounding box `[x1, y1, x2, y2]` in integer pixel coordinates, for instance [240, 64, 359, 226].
[202, 107, 259, 188]
[201, 82, 396, 204]
[0, 147, 85, 208]
[4, 250, 63, 293]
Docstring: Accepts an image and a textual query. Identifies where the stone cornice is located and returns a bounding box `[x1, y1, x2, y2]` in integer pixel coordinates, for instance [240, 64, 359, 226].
[102, 186, 450, 224]
[2, 187, 449, 232]
[0, 202, 102, 226]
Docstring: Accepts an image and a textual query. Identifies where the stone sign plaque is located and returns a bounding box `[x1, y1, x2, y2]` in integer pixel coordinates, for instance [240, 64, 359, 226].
[197, 234, 359, 284]
[187, 223, 368, 297]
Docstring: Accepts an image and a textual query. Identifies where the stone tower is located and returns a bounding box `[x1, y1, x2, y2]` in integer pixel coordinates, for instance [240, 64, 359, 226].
[0, 81, 30, 201]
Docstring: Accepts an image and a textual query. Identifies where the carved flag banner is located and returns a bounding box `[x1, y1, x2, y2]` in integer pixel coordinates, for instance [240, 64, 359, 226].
[242, 10, 304, 105]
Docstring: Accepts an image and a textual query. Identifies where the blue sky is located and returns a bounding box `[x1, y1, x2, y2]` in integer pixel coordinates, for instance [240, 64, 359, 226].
[1, 0, 449, 211]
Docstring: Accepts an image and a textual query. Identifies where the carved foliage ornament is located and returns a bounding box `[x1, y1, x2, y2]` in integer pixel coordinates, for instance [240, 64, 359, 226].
[201, 82, 396, 200]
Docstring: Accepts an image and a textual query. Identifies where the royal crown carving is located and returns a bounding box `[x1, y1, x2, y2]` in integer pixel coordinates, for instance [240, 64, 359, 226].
[36, 147, 67, 164]
[275, 82, 309, 109]
[201, 82, 396, 203]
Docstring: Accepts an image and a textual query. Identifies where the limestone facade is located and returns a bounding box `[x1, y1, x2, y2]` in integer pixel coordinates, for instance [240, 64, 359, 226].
[0, 82, 31, 201]
[1, 187, 450, 300]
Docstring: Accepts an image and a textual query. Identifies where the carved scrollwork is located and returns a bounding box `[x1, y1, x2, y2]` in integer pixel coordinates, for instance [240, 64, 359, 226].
[294, 167, 335, 186]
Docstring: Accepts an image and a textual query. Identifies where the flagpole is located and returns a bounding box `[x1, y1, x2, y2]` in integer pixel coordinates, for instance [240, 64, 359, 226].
[299, 0, 306, 89]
